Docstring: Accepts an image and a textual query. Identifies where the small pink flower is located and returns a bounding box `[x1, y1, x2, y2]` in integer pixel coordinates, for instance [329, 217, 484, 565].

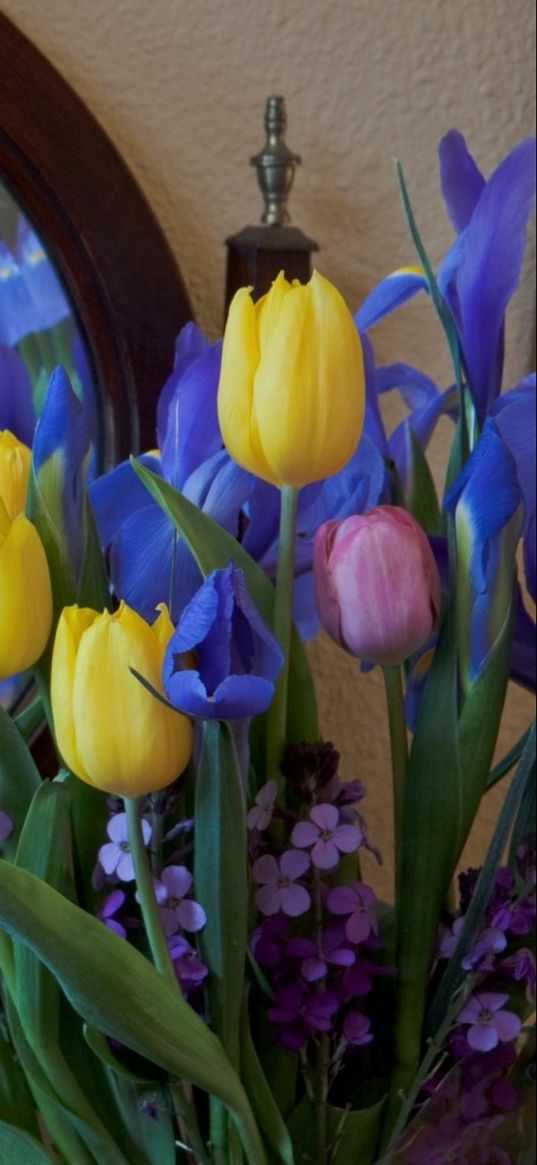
[247, 780, 278, 832]
[291, 803, 362, 870]
[457, 991, 522, 1052]
[253, 850, 311, 917]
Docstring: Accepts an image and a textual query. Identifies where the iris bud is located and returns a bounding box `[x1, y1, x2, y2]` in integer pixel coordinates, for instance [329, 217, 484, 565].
[51, 602, 193, 796]
[314, 506, 441, 666]
[217, 270, 365, 487]
[0, 431, 52, 680]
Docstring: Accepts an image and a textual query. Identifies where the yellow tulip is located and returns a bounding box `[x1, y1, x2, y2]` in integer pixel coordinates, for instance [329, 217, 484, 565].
[51, 602, 193, 797]
[217, 270, 365, 487]
[0, 432, 52, 681]
[0, 430, 32, 519]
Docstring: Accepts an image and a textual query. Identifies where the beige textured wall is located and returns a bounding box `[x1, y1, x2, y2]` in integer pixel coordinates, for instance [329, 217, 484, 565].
[3, 0, 535, 896]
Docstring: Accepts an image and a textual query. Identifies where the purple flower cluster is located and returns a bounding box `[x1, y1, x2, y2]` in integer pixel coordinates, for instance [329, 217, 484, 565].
[249, 744, 387, 1058]
[400, 1043, 519, 1165]
[95, 803, 208, 999]
[437, 838, 536, 1060]
[408, 837, 537, 1163]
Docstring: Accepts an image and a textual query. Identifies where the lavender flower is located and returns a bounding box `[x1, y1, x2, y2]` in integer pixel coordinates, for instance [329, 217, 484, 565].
[169, 935, 209, 993]
[98, 890, 127, 939]
[253, 850, 311, 917]
[327, 882, 378, 944]
[287, 925, 356, 982]
[98, 813, 152, 883]
[343, 1011, 374, 1046]
[456, 991, 522, 1052]
[152, 866, 206, 935]
[0, 810, 13, 843]
[499, 947, 536, 1002]
[291, 803, 362, 870]
[267, 984, 339, 1051]
[247, 780, 278, 832]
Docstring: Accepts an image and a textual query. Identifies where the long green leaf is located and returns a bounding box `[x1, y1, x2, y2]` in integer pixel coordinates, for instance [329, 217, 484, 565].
[14, 780, 131, 1165]
[388, 603, 462, 1120]
[0, 1019, 40, 1138]
[0, 862, 266, 1164]
[0, 705, 41, 863]
[239, 994, 295, 1165]
[0, 1120, 56, 1165]
[195, 722, 248, 1065]
[130, 460, 318, 744]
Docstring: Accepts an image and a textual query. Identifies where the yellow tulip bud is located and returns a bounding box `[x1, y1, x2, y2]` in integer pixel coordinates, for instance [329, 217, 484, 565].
[0, 431, 32, 520]
[0, 506, 53, 682]
[0, 434, 52, 681]
[51, 602, 193, 797]
[217, 270, 365, 487]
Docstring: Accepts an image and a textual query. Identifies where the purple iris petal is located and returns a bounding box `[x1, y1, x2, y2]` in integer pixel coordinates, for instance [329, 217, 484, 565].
[445, 419, 522, 683]
[492, 377, 536, 603]
[439, 137, 536, 420]
[157, 323, 223, 489]
[90, 454, 162, 548]
[355, 268, 429, 333]
[438, 130, 486, 232]
[0, 344, 36, 444]
[32, 367, 94, 581]
[164, 563, 284, 720]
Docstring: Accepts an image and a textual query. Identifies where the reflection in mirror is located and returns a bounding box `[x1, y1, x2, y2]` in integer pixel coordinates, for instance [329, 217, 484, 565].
[0, 182, 100, 713]
[0, 180, 102, 462]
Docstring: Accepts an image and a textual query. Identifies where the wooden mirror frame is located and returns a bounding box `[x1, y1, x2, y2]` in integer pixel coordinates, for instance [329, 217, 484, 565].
[0, 12, 193, 463]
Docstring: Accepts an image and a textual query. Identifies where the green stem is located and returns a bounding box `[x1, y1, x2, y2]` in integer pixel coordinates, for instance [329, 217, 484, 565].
[123, 797, 210, 1165]
[265, 485, 299, 792]
[382, 666, 408, 898]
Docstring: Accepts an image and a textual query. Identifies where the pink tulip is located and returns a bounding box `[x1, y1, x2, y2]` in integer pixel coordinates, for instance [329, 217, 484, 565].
[313, 506, 442, 666]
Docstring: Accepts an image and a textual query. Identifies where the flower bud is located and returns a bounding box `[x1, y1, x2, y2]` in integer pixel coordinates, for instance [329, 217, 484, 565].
[217, 270, 365, 487]
[0, 431, 52, 680]
[51, 602, 193, 797]
[314, 506, 441, 666]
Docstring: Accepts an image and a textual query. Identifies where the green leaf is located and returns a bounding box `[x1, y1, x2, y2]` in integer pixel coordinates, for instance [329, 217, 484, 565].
[389, 602, 462, 1106]
[0, 1020, 40, 1138]
[0, 1120, 56, 1165]
[239, 993, 295, 1165]
[288, 1097, 385, 1165]
[76, 494, 111, 612]
[486, 726, 532, 790]
[0, 862, 266, 1164]
[14, 780, 131, 1165]
[0, 705, 41, 862]
[14, 694, 45, 742]
[68, 778, 109, 913]
[195, 721, 248, 1066]
[130, 460, 318, 744]
[402, 428, 441, 535]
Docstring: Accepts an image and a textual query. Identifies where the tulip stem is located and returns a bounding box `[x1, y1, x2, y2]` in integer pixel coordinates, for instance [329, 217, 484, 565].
[382, 666, 408, 899]
[266, 485, 299, 791]
[123, 797, 210, 1165]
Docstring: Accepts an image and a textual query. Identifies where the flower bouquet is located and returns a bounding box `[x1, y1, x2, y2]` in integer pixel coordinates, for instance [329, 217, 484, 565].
[0, 130, 535, 1165]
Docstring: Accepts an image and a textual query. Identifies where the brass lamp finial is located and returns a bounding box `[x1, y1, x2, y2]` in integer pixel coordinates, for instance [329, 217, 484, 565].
[250, 96, 301, 226]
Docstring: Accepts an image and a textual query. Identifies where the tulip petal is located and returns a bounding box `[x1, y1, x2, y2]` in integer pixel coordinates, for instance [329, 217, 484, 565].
[0, 514, 53, 681]
[50, 605, 97, 782]
[218, 287, 274, 482]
